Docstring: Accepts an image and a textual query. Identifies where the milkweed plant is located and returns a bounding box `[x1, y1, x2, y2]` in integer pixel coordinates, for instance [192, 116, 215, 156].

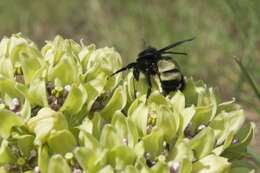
[0, 34, 256, 173]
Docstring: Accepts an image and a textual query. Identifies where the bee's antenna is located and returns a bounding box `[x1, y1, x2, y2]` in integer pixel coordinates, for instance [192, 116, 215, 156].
[158, 37, 195, 53]
[161, 51, 188, 56]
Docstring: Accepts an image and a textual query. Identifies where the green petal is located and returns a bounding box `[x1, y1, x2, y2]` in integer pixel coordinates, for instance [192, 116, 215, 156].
[0, 109, 23, 138]
[47, 129, 76, 155]
[192, 155, 231, 173]
[170, 91, 185, 112]
[48, 154, 71, 173]
[108, 145, 136, 170]
[84, 83, 99, 111]
[0, 140, 16, 165]
[128, 97, 148, 136]
[189, 127, 215, 159]
[38, 145, 50, 173]
[100, 125, 121, 149]
[97, 165, 114, 173]
[169, 140, 193, 162]
[0, 58, 13, 78]
[79, 44, 96, 72]
[20, 98, 31, 120]
[0, 79, 23, 98]
[157, 106, 179, 141]
[190, 88, 217, 132]
[123, 165, 139, 173]
[86, 47, 122, 93]
[74, 147, 107, 172]
[28, 79, 48, 107]
[19, 50, 42, 85]
[78, 130, 100, 150]
[182, 78, 198, 105]
[13, 134, 34, 157]
[210, 109, 245, 145]
[48, 54, 79, 85]
[0, 167, 7, 173]
[168, 141, 193, 173]
[179, 106, 196, 133]
[151, 162, 169, 173]
[111, 112, 139, 147]
[100, 86, 126, 120]
[60, 84, 87, 115]
[27, 108, 68, 145]
[142, 128, 164, 158]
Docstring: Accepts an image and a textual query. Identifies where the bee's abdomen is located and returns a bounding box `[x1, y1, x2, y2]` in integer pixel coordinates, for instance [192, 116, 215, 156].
[160, 74, 185, 94]
[158, 59, 185, 93]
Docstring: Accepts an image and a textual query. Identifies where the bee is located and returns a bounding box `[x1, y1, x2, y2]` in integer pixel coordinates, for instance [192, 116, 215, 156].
[110, 38, 194, 98]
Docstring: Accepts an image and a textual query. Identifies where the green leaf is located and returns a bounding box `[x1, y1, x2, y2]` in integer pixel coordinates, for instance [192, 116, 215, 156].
[222, 122, 255, 160]
[229, 167, 255, 173]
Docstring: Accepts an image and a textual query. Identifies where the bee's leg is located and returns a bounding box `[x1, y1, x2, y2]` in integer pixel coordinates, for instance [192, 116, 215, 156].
[133, 78, 137, 99]
[109, 63, 136, 78]
[156, 72, 166, 96]
[133, 67, 140, 99]
[133, 67, 140, 81]
[145, 73, 152, 100]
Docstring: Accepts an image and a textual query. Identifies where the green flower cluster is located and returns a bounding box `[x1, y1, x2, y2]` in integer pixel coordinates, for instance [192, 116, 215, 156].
[0, 34, 256, 173]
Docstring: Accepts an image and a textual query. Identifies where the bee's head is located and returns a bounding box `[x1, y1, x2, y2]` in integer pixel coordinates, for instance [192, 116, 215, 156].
[138, 47, 158, 57]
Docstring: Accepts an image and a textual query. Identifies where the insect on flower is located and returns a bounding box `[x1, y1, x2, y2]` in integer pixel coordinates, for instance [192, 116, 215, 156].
[110, 38, 195, 98]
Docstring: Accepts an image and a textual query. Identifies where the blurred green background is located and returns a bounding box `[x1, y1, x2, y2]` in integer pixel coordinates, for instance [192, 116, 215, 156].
[0, 0, 259, 153]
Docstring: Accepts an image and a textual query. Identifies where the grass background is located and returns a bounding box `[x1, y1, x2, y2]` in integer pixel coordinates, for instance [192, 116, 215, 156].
[0, 0, 259, 158]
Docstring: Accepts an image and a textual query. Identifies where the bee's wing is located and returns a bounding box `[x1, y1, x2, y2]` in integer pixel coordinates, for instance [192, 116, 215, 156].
[158, 37, 195, 53]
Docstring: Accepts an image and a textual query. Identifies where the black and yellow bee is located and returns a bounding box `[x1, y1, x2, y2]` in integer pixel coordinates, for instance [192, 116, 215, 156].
[110, 38, 194, 97]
